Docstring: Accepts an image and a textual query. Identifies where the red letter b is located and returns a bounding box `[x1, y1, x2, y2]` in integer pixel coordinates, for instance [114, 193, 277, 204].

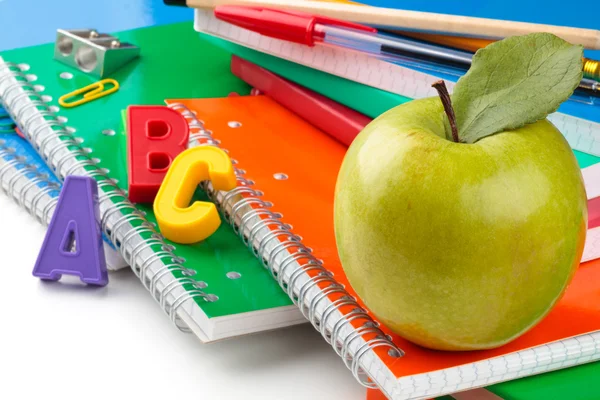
[127, 106, 189, 203]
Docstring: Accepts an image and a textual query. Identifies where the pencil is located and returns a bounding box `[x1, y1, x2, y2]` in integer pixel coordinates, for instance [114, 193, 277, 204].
[397, 32, 600, 81]
[165, 0, 600, 50]
[392, 32, 495, 53]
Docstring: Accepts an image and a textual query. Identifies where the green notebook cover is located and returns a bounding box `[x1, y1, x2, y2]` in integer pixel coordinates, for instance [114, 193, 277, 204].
[437, 361, 600, 399]
[487, 361, 600, 399]
[0, 22, 299, 340]
[205, 35, 600, 170]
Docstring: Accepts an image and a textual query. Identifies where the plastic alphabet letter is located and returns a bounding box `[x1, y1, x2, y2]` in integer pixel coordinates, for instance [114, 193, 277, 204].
[32, 176, 108, 286]
[154, 146, 237, 244]
[127, 106, 189, 203]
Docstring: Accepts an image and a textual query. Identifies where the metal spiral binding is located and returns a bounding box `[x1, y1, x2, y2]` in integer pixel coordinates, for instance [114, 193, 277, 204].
[0, 61, 208, 331]
[0, 139, 60, 224]
[168, 102, 403, 387]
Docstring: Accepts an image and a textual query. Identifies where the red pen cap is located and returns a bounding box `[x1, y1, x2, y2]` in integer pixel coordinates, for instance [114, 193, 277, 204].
[214, 5, 376, 46]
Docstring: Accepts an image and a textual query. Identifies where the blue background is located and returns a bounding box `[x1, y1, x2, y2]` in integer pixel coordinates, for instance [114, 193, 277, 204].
[0, 0, 598, 59]
[0, 0, 193, 51]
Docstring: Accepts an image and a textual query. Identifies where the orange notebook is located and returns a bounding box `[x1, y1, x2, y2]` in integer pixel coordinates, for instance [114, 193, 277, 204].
[166, 96, 600, 399]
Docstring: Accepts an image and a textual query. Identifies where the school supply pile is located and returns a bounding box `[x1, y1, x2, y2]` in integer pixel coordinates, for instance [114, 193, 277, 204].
[0, 23, 305, 342]
[2, 0, 600, 398]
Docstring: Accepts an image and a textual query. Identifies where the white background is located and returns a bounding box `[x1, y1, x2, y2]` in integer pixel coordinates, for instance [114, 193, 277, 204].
[0, 194, 365, 400]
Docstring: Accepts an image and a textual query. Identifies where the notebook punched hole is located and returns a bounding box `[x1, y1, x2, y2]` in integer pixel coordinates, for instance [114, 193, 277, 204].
[194, 281, 208, 289]
[226, 271, 242, 280]
[205, 294, 219, 302]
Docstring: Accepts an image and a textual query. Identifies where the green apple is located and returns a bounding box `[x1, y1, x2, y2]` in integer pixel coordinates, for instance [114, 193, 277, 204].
[334, 96, 588, 351]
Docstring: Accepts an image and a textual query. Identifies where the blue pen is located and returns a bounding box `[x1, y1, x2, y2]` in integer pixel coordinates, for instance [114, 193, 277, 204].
[571, 79, 600, 105]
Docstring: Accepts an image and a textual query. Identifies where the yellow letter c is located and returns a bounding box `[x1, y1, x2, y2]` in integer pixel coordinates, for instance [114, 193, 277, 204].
[153, 146, 237, 244]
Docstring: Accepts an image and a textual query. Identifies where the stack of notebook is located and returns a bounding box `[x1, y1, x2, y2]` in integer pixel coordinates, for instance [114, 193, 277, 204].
[2, 0, 600, 398]
[0, 23, 306, 342]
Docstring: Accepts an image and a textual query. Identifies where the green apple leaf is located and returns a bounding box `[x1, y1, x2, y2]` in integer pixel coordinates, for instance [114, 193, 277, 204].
[451, 33, 583, 143]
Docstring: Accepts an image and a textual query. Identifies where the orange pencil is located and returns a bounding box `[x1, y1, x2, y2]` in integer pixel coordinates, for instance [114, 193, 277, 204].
[391, 31, 494, 53]
[392, 31, 600, 81]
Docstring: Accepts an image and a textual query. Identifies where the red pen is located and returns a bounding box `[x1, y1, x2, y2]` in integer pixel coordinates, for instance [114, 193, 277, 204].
[214, 5, 376, 47]
[214, 5, 474, 73]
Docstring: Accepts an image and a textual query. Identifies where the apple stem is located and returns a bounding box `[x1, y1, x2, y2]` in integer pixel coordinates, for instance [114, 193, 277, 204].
[431, 80, 460, 143]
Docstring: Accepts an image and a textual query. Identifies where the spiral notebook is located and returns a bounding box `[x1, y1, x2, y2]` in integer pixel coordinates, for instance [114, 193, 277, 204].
[0, 129, 126, 269]
[165, 95, 600, 400]
[0, 22, 305, 342]
[0, 133, 61, 224]
[194, 8, 600, 158]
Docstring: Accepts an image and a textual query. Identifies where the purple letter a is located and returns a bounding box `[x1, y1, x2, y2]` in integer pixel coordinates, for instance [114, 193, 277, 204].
[32, 176, 108, 286]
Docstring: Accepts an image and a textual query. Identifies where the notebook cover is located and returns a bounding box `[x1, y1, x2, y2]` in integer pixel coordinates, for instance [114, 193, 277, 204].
[0, 108, 14, 133]
[167, 95, 600, 380]
[487, 360, 600, 399]
[0, 22, 295, 325]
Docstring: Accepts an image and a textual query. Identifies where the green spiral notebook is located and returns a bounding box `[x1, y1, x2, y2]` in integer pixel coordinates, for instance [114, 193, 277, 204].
[0, 22, 304, 342]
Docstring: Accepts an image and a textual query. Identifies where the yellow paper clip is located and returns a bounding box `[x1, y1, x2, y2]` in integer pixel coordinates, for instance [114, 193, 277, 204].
[58, 78, 119, 108]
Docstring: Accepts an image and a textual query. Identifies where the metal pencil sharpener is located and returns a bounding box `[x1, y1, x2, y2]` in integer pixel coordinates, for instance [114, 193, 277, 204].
[54, 29, 140, 77]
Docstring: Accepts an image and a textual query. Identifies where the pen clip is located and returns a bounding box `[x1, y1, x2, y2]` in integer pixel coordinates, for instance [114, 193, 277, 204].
[214, 6, 377, 46]
[58, 78, 120, 108]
